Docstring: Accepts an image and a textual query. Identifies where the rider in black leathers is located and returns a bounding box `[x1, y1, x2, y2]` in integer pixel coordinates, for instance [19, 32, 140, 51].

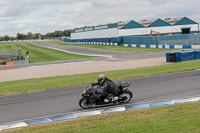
[92, 74, 119, 102]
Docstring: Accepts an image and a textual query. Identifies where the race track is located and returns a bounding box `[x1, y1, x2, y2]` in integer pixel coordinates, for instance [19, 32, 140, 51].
[0, 69, 200, 124]
[32, 41, 165, 60]
[0, 42, 167, 82]
[0, 41, 166, 71]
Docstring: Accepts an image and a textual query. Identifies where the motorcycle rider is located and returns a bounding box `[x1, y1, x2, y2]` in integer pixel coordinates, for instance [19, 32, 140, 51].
[92, 74, 119, 103]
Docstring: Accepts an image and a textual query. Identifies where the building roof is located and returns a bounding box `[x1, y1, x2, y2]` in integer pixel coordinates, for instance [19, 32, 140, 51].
[137, 19, 157, 27]
[71, 17, 198, 33]
[119, 17, 198, 29]
[120, 20, 145, 29]
[173, 17, 198, 25]
[163, 17, 183, 25]
[118, 20, 132, 29]
[148, 18, 172, 27]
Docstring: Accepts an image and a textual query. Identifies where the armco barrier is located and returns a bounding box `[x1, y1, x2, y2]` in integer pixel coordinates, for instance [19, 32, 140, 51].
[62, 41, 200, 49]
[120, 44, 200, 49]
[63, 41, 118, 46]
[1, 96, 199, 131]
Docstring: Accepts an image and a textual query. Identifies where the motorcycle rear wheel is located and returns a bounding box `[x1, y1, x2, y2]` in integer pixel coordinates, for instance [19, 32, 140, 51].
[79, 98, 94, 109]
[118, 90, 132, 103]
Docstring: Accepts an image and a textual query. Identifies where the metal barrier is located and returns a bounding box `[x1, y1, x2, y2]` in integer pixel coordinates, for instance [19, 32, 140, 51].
[0, 49, 18, 56]
[156, 34, 200, 45]
[122, 33, 200, 45]
[0, 49, 19, 59]
[122, 36, 153, 45]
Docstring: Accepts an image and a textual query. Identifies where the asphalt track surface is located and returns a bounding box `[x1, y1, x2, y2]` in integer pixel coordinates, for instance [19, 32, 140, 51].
[32, 41, 165, 60]
[0, 69, 200, 124]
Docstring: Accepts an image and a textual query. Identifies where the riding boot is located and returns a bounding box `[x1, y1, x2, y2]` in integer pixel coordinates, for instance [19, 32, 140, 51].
[104, 94, 113, 103]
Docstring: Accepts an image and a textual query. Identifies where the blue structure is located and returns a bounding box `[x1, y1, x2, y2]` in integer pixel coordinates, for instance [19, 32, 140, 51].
[166, 49, 200, 62]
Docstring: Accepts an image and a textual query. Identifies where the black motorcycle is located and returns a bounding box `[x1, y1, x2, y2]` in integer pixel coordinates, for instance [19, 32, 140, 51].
[79, 81, 133, 109]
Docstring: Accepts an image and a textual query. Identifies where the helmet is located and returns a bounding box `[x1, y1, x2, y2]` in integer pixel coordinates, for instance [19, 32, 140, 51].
[97, 74, 106, 84]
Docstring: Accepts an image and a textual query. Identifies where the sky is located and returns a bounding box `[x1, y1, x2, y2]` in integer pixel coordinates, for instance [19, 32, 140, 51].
[0, 0, 200, 36]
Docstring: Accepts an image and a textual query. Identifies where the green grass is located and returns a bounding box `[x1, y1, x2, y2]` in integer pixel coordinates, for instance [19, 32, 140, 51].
[3, 101, 200, 133]
[0, 59, 9, 64]
[46, 41, 173, 52]
[0, 42, 92, 63]
[1, 59, 200, 96]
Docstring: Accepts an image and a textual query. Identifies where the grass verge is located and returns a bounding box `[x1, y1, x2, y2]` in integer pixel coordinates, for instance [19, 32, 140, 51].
[0, 59, 9, 64]
[0, 42, 92, 63]
[46, 41, 173, 52]
[0, 59, 200, 96]
[3, 101, 200, 133]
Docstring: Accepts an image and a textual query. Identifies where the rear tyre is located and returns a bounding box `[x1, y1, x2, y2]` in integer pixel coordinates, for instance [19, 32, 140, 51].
[118, 90, 132, 103]
[79, 98, 94, 109]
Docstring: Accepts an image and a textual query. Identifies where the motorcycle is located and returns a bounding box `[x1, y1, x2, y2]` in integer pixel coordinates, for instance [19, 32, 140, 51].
[79, 81, 133, 109]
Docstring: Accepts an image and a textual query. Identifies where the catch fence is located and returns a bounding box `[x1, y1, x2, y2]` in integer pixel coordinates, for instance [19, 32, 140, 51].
[0, 49, 20, 59]
[122, 33, 200, 45]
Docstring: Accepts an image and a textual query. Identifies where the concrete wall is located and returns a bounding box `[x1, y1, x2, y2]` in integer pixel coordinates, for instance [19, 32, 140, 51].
[71, 28, 119, 40]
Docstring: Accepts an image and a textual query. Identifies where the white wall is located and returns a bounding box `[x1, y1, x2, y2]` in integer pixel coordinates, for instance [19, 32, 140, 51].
[146, 26, 173, 35]
[119, 28, 146, 36]
[71, 28, 119, 39]
[172, 24, 198, 33]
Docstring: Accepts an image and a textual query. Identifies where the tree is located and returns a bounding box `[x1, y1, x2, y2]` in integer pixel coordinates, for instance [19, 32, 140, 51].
[4, 35, 9, 41]
[9, 37, 16, 40]
[63, 30, 70, 37]
[17, 33, 22, 40]
[27, 32, 33, 39]
[34, 33, 41, 39]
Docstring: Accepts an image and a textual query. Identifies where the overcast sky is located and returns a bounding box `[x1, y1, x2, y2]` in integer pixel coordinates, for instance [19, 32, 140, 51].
[0, 0, 200, 36]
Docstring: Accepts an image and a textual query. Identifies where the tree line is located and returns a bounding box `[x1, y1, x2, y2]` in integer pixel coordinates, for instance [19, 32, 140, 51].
[0, 30, 70, 41]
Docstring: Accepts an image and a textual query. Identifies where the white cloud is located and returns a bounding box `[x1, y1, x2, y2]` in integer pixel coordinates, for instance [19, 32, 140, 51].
[74, 2, 93, 12]
[0, 0, 200, 36]
[17, 24, 26, 28]
[0, 26, 4, 30]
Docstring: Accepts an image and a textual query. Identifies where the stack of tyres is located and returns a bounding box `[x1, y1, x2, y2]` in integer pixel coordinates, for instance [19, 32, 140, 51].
[166, 52, 177, 62]
[169, 53, 177, 62]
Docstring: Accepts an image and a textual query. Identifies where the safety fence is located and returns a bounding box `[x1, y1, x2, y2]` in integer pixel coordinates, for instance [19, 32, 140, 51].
[0, 49, 18, 56]
[122, 33, 200, 45]
[0, 49, 19, 59]
[62, 41, 200, 49]
[0, 48, 29, 65]
[68, 37, 119, 43]
[0, 39, 56, 43]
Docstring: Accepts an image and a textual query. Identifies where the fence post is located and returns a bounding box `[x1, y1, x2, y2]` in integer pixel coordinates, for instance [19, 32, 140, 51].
[18, 47, 21, 60]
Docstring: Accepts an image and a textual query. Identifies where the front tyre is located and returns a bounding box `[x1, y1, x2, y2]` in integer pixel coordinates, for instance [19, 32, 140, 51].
[118, 90, 132, 103]
[79, 98, 94, 109]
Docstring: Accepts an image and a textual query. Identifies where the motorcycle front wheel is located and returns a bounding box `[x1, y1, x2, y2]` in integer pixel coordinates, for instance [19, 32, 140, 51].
[118, 90, 132, 103]
[79, 98, 94, 109]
